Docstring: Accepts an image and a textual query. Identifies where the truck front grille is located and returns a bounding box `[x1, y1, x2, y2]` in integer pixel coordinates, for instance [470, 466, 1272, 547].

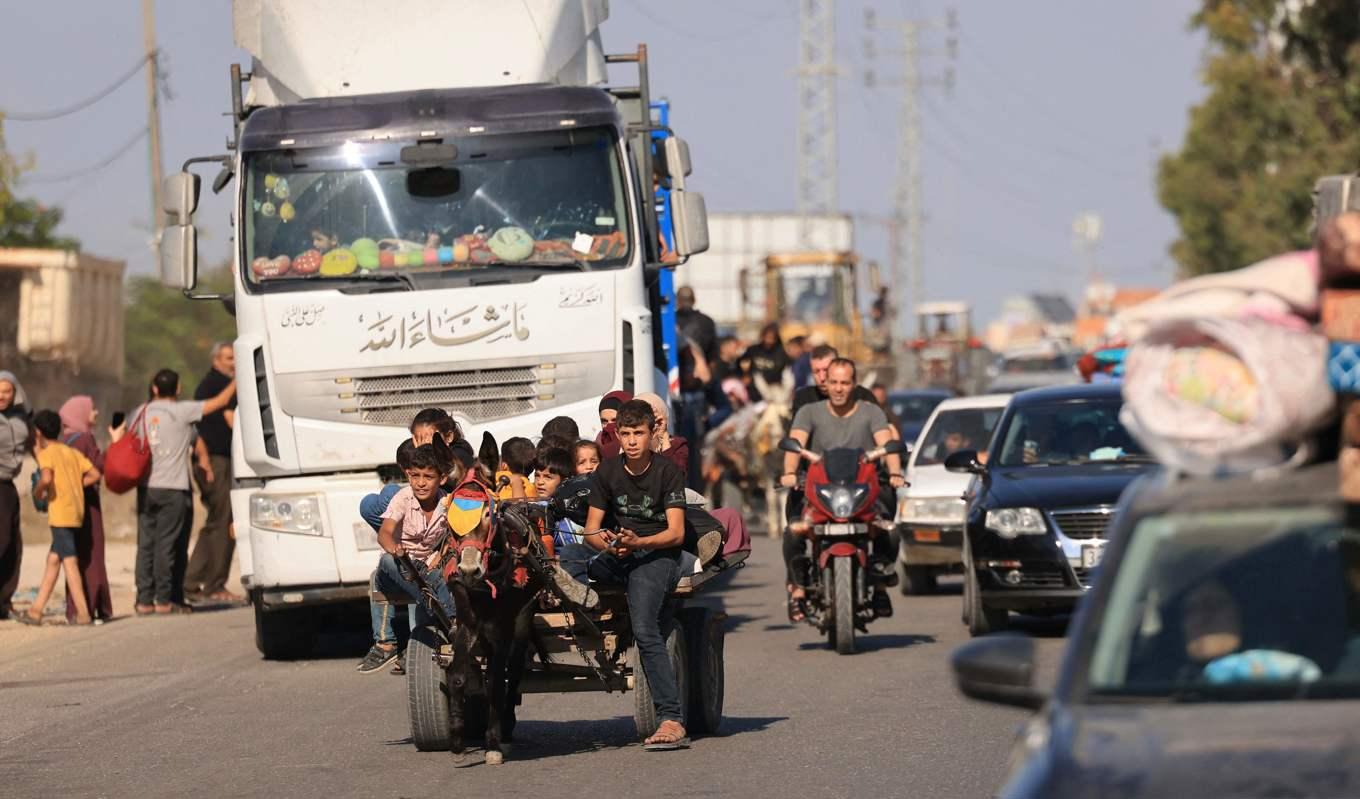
[272, 351, 614, 428]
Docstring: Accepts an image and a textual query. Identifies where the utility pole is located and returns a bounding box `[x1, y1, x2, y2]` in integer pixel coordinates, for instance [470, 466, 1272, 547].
[864, 9, 956, 342]
[143, 0, 164, 243]
[797, 0, 837, 249]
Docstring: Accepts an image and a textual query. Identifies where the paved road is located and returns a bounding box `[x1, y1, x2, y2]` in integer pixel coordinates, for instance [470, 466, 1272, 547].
[1, 538, 1067, 799]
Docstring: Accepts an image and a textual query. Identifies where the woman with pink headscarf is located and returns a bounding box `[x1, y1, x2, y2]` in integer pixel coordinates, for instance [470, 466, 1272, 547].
[59, 395, 116, 623]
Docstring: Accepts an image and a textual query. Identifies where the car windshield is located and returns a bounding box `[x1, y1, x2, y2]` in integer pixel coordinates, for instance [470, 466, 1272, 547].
[1086, 504, 1360, 702]
[891, 393, 949, 425]
[242, 127, 631, 291]
[995, 399, 1147, 467]
[914, 407, 1004, 467]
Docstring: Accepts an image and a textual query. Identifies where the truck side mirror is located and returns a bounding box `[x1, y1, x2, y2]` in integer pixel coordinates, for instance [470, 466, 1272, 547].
[160, 224, 198, 291]
[162, 172, 201, 225]
[663, 137, 693, 190]
[671, 190, 709, 257]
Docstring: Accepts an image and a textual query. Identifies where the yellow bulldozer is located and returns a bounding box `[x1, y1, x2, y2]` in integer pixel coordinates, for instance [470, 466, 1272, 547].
[743, 250, 893, 382]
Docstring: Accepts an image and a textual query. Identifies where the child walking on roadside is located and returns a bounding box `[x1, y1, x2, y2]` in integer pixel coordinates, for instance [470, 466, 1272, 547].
[20, 410, 101, 626]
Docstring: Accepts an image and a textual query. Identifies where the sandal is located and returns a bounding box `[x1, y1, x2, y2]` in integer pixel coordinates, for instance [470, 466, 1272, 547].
[16, 611, 43, 627]
[643, 720, 690, 751]
[154, 603, 193, 615]
[134, 604, 156, 617]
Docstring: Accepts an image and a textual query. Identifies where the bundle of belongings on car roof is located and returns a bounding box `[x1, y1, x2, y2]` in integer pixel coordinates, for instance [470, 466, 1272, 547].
[1317, 211, 1360, 500]
[1115, 243, 1336, 477]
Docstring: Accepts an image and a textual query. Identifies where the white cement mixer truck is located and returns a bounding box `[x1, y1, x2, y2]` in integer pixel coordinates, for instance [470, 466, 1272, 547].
[158, 0, 708, 657]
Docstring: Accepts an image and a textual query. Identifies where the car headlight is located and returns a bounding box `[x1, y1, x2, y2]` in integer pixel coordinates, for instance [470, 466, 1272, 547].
[900, 497, 967, 525]
[985, 507, 1047, 538]
[251, 493, 324, 535]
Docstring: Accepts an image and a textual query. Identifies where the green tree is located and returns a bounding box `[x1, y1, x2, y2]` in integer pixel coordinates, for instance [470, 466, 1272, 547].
[0, 118, 79, 249]
[122, 264, 236, 407]
[1158, 0, 1360, 277]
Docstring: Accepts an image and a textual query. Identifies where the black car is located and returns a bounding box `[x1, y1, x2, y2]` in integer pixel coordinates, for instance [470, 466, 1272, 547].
[887, 388, 953, 443]
[950, 461, 1360, 799]
[945, 383, 1155, 635]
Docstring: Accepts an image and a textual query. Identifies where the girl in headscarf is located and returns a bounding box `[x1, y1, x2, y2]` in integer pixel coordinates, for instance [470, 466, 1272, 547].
[59, 395, 115, 623]
[635, 392, 690, 475]
[0, 371, 29, 619]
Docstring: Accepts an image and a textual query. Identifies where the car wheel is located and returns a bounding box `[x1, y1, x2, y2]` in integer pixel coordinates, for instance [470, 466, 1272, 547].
[901, 565, 938, 596]
[963, 536, 1008, 637]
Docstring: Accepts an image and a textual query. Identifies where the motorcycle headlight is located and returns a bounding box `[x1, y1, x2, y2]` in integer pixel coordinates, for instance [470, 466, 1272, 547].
[251, 493, 324, 536]
[816, 484, 870, 518]
[900, 497, 967, 525]
[985, 507, 1047, 538]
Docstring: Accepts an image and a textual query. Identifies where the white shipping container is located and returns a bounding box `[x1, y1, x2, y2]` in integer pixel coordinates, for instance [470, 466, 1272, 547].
[0, 248, 126, 381]
[675, 212, 854, 330]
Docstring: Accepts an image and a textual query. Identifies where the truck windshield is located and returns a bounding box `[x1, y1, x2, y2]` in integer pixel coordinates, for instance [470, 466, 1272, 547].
[242, 127, 631, 290]
[772, 264, 852, 328]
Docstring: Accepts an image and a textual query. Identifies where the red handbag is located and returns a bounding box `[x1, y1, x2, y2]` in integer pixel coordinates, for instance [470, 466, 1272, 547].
[104, 407, 151, 494]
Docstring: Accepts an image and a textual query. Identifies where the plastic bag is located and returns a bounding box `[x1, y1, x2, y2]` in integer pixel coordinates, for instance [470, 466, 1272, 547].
[1121, 317, 1334, 476]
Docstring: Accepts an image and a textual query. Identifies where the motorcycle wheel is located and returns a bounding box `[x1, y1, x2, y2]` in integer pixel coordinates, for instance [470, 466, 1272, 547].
[827, 557, 857, 655]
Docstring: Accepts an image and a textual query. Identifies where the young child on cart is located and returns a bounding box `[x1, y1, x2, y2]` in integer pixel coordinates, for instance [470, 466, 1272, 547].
[356, 439, 458, 674]
[553, 399, 692, 750]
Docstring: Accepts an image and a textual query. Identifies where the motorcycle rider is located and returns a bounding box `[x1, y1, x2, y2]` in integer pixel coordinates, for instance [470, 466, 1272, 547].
[780, 358, 904, 621]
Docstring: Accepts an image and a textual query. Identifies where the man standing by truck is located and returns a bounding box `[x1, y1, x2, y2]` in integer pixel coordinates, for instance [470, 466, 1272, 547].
[185, 344, 240, 603]
[132, 369, 236, 615]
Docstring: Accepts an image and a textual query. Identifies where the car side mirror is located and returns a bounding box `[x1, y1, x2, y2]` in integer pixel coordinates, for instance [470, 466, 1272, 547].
[778, 437, 803, 454]
[944, 449, 984, 475]
[950, 634, 1045, 710]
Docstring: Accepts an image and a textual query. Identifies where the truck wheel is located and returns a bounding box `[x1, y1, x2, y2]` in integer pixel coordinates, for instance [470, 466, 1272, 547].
[679, 607, 725, 735]
[631, 622, 688, 739]
[901, 566, 939, 596]
[253, 601, 316, 660]
[829, 558, 857, 655]
[407, 626, 450, 751]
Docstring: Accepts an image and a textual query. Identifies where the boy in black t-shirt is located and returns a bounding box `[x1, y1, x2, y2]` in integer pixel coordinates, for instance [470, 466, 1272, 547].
[557, 400, 690, 750]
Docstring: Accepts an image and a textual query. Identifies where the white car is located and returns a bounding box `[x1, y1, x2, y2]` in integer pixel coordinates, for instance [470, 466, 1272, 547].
[894, 394, 1010, 595]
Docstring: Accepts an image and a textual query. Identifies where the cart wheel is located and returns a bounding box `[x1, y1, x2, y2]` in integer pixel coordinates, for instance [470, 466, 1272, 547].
[407, 626, 450, 751]
[631, 622, 688, 739]
[407, 626, 488, 751]
[680, 607, 726, 735]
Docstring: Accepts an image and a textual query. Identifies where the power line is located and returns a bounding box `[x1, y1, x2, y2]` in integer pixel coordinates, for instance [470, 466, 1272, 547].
[24, 127, 149, 184]
[1, 53, 152, 122]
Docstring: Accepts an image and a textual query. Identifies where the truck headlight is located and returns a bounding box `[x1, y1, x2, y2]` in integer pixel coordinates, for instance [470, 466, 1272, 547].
[251, 493, 324, 536]
[985, 507, 1047, 538]
[900, 497, 967, 525]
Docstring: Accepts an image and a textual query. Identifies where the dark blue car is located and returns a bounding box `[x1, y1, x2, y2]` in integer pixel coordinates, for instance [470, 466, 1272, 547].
[946, 383, 1156, 635]
[950, 461, 1360, 798]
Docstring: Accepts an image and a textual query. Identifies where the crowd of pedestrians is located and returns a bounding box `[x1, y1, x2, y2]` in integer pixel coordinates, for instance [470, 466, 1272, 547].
[0, 344, 239, 625]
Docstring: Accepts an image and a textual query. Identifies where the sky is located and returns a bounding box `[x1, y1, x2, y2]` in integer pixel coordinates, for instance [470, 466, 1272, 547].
[1, 1, 1207, 324]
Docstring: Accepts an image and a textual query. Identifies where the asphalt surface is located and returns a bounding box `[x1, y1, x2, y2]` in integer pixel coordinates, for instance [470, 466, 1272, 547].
[0, 537, 1068, 799]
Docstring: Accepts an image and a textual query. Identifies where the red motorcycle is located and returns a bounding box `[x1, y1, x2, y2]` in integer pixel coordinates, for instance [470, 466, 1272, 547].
[780, 437, 907, 654]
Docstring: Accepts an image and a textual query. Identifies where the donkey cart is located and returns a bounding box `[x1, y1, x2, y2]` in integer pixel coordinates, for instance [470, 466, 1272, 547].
[381, 542, 746, 752]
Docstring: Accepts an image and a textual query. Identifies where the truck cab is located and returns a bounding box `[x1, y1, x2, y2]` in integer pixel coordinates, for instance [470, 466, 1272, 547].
[156, 1, 708, 657]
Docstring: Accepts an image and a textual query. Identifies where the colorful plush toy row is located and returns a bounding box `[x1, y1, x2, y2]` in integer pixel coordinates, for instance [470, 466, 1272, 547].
[250, 226, 629, 279]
